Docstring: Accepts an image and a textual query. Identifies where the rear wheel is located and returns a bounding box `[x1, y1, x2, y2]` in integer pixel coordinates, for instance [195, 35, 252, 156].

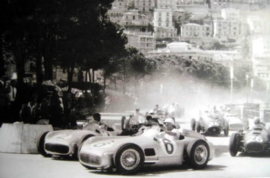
[186, 140, 210, 169]
[37, 132, 51, 157]
[229, 133, 240, 157]
[115, 144, 144, 174]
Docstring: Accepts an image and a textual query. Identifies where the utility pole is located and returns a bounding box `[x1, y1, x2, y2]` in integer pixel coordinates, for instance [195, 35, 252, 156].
[250, 78, 254, 103]
[230, 66, 234, 103]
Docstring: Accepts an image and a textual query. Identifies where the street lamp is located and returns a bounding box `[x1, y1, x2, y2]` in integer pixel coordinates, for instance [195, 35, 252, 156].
[246, 74, 249, 103]
[267, 82, 269, 103]
[250, 78, 254, 103]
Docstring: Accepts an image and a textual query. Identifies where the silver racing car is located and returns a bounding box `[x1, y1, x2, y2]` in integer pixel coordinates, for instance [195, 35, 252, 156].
[37, 122, 118, 158]
[78, 127, 215, 174]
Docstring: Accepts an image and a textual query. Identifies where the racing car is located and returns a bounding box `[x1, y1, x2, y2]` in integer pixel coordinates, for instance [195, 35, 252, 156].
[78, 127, 215, 174]
[37, 121, 118, 158]
[191, 112, 229, 136]
[229, 119, 270, 156]
[224, 113, 249, 131]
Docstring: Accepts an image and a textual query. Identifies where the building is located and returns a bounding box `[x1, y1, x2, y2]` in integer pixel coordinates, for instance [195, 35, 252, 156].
[108, 9, 126, 24]
[125, 32, 156, 54]
[221, 8, 240, 20]
[133, 0, 156, 13]
[213, 17, 249, 42]
[153, 8, 177, 39]
[247, 13, 270, 82]
[153, 8, 174, 28]
[181, 23, 212, 38]
[156, 0, 176, 9]
[120, 9, 151, 30]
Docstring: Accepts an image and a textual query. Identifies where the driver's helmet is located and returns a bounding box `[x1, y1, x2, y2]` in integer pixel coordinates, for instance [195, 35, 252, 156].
[164, 117, 175, 125]
[149, 110, 155, 115]
[254, 117, 260, 125]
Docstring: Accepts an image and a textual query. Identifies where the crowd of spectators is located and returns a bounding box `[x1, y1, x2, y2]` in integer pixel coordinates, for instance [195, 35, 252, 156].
[0, 77, 107, 128]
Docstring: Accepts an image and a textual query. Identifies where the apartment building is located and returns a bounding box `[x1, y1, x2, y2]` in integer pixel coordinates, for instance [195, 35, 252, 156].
[213, 18, 248, 42]
[181, 23, 212, 38]
[120, 10, 150, 27]
[153, 8, 174, 28]
[156, 0, 176, 9]
[108, 9, 125, 24]
[176, 0, 205, 5]
[153, 8, 177, 39]
[133, 0, 156, 13]
[125, 32, 156, 54]
[247, 13, 270, 81]
[111, 0, 128, 10]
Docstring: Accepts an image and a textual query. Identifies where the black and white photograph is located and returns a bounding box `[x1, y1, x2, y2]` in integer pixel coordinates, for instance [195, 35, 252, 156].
[0, 0, 270, 178]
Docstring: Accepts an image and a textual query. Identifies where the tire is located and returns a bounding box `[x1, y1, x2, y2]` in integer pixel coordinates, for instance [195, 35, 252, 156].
[191, 118, 196, 131]
[37, 132, 51, 157]
[186, 140, 210, 169]
[195, 122, 201, 133]
[229, 133, 240, 157]
[115, 144, 144, 175]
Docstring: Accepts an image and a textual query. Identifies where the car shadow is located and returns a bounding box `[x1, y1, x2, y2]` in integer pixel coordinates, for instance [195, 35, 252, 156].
[88, 164, 227, 176]
[237, 152, 270, 158]
[51, 155, 78, 162]
[214, 145, 229, 157]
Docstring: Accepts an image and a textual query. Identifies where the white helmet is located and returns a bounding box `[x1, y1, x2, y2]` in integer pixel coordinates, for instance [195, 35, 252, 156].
[164, 118, 175, 125]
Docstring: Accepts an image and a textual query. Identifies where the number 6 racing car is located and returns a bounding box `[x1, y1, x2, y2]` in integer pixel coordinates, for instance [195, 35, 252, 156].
[78, 127, 215, 174]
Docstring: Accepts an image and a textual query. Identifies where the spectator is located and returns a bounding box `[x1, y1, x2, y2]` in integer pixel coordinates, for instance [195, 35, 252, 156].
[104, 95, 111, 111]
[32, 102, 42, 124]
[20, 103, 32, 123]
[126, 108, 146, 128]
[63, 92, 73, 127]
[40, 97, 51, 120]
[83, 113, 108, 131]
[50, 91, 64, 128]
[0, 77, 10, 125]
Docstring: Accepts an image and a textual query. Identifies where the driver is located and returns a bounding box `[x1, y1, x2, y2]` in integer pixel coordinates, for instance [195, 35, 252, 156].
[84, 113, 109, 131]
[158, 118, 181, 140]
[253, 117, 265, 127]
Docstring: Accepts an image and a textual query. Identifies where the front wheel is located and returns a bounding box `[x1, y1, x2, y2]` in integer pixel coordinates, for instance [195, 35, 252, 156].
[229, 133, 240, 157]
[37, 132, 51, 157]
[115, 144, 144, 175]
[186, 140, 210, 169]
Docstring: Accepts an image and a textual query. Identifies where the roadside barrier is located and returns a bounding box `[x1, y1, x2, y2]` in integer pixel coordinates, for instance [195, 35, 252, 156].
[0, 123, 53, 154]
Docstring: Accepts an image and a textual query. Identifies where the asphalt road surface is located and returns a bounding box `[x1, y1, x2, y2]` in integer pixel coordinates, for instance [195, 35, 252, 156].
[1, 115, 270, 178]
